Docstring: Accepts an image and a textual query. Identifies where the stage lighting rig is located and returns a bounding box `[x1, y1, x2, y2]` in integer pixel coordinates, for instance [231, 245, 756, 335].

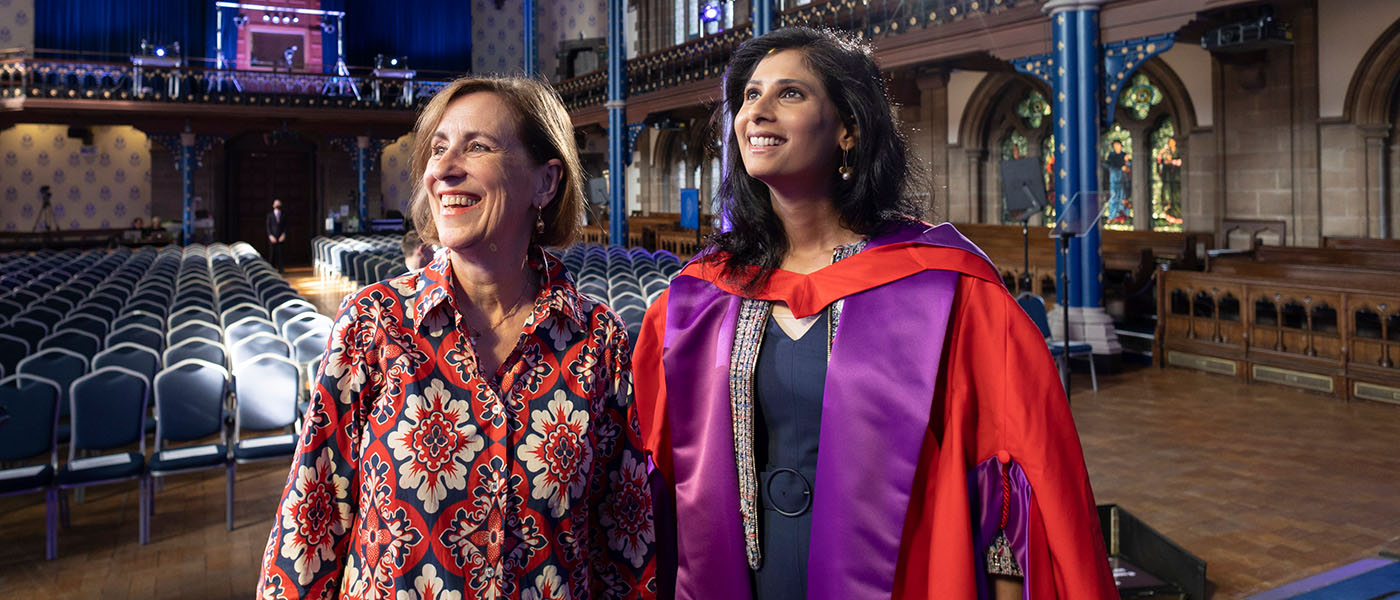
[132, 39, 183, 98]
[700, 1, 723, 23]
[372, 54, 416, 106]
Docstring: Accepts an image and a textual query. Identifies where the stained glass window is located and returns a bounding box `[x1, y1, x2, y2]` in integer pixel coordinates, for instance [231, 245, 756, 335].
[1120, 73, 1163, 121]
[1017, 90, 1051, 129]
[1000, 130, 1031, 224]
[1101, 123, 1133, 230]
[1150, 117, 1183, 231]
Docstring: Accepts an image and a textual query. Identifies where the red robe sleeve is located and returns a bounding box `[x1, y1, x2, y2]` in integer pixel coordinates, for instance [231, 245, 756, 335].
[894, 275, 1117, 599]
[633, 289, 673, 484]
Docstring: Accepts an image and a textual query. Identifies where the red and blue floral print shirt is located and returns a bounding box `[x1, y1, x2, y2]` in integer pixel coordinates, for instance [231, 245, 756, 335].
[258, 249, 656, 600]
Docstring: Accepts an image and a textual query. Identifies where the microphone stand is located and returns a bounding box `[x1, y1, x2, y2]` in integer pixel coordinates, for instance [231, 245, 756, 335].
[1049, 192, 1110, 402]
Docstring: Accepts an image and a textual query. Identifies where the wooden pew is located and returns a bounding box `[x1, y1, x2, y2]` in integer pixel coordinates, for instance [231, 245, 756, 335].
[1322, 237, 1400, 252]
[1158, 259, 1400, 403]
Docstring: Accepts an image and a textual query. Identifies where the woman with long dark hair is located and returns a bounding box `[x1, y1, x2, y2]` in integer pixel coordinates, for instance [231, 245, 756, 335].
[632, 27, 1115, 599]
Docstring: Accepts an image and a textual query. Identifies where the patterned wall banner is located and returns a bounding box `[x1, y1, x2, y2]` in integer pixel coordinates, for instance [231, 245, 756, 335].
[0, 0, 35, 55]
[0, 124, 152, 231]
[380, 133, 415, 216]
[538, 0, 606, 81]
[472, 0, 525, 75]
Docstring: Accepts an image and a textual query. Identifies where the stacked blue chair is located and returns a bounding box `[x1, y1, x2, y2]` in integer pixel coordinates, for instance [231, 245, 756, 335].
[0, 374, 62, 560]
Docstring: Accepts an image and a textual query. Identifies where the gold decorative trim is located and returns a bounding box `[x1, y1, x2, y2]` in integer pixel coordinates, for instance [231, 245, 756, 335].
[1252, 365, 1334, 393]
[1167, 351, 1237, 376]
[1354, 381, 1400, 405]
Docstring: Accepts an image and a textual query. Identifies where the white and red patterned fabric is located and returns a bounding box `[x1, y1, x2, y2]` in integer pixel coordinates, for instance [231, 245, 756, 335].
[258, 249, 656, 600]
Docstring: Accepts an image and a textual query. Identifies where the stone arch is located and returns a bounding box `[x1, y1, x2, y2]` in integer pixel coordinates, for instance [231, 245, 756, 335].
[957, 72, 1053, 224]
[1343, 16, 1400, 126]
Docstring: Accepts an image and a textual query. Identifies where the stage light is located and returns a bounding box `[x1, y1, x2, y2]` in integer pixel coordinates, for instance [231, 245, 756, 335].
[292, 16, 299, 23]
[262, 13, 270, 21]
[154, 47, 166, 57]
[701, 1, 722, 23]
[389, 57, 398, 66]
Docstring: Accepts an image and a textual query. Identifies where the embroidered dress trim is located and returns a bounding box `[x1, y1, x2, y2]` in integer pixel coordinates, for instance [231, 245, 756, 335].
[986, 533, 1024, 577]
[730, 240, 867, 569]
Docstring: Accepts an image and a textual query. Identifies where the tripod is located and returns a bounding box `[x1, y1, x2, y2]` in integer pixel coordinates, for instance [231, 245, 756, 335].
[32, 197, 59, 232]
[322, 57, 360, 100]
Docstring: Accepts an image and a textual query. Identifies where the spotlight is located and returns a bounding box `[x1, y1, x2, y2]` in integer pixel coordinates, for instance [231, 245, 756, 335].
[389, 57, 398, 66]
[292, 16, 299, 23]
[154, 46, 166, 57]
[262, 13, 270, 21]
[700, 1, 722, 23]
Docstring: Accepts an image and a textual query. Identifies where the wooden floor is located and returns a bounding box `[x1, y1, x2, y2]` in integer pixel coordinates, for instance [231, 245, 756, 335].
[0, 266, 1396, 599]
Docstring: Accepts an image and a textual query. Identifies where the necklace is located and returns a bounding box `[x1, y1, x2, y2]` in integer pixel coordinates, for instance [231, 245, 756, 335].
[466, 277, 536, 341]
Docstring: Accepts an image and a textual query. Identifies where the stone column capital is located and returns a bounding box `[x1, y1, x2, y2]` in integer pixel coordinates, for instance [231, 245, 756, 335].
[1042, 0, 1105, 15]
[916, 67, 950, 91]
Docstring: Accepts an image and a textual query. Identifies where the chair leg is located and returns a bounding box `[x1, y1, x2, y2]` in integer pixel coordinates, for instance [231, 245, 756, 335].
[226, 462, 236, 531]
[58, 489, 70, 529]
[139, 476, 150, 546]
[45, 487, 57, 560]
[1087, 353, 1099, 392]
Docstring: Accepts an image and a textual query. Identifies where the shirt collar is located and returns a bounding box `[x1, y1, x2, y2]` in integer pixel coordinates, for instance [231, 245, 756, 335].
[412, 246, 588, 334]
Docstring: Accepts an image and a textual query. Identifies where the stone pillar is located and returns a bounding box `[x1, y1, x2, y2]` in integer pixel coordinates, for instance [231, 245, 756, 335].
[607, 0, 627, 246]
[1132, 130, 1150, 231]
[1361, 125, 1391, 238]
[965, 147, 984, 224]
[918, 68, 950, 222]
[180, 131, 195, 245]
[356, 135, 370, 231]
[1044, 0, 1120, 358]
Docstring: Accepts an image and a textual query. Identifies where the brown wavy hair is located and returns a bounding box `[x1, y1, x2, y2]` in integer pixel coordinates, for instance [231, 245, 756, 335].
[409, 76, 584, 248]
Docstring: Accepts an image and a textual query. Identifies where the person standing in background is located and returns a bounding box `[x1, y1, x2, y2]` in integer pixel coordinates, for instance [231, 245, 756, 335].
[266, 198, 286, 271]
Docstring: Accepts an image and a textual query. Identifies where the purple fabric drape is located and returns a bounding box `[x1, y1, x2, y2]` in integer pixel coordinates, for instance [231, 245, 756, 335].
[660, 276, 749, 599]
[970, 456, 1034, 600]
[658, 222, 1001, 598]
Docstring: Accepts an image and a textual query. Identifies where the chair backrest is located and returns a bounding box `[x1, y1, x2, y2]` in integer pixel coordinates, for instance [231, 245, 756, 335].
[92, 342, 162, 384]
[168, 320, 223, 346]
[220, 302, 269, 328]
[1016, 293, 1054, 339]
[106, 323, 165, 353]
[168, 305, 221, 330]
[226, 316, 279, 345]
[231, 332, 291, 368]
[57, 313, 109, 339]
[125, 299, 167, 318]
[68, 366, 149, 456]
[163, 338, 228, 368]
[281, 312, 332, 343]
[154, 359, 229, 445]
[271, 300, 317, 329]
[17, 347, 89, 410]
[235, 353, 299, 431]
[114, 310, 164, 332]
[38, 328, 103, 357]
[0, 374, 61, 464]
[291, 329, 330, 364]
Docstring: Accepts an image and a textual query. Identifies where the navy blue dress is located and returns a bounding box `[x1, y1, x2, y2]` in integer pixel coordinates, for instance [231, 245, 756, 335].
[750, 311, 828, 599]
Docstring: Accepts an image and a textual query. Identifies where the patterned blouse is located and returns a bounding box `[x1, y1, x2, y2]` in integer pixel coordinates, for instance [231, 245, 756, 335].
[258, 249, 656, 600]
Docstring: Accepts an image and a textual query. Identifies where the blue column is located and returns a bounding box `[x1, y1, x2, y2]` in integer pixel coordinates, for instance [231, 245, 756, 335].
[180, 132, 195, 245]
[1073, 8, 1102, 308]
[753, 0, 774, 36]
[606, 0, 627, 247]
[523, 0, 536, 77]
[1045, 0, 1103, 310]
[356, 135, 370, 231]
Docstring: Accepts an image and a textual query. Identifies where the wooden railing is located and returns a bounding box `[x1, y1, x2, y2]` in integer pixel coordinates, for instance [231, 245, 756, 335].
[1158, 251, 1400, 403]
[557, 0, 1042, 111]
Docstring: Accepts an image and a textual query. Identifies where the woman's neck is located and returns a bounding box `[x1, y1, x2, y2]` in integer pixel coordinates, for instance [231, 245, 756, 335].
[769, 186, 862, 274]
[448, 245, 535, 321]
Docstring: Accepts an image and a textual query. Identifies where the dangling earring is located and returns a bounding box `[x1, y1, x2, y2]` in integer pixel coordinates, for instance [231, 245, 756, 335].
[534, 207, 545, 235]
[838, 148, 853, 181]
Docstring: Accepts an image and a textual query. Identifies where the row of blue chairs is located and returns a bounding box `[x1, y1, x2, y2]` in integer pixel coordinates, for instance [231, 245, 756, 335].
[313, 233, 408, 284]
[0, 241, 330, 560]
[559, 244, 683, 341]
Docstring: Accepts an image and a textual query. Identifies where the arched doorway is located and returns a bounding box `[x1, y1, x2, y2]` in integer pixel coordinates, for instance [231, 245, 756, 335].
[225, 130, 317, 266]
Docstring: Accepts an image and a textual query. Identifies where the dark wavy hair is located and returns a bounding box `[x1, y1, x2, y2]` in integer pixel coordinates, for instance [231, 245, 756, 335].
[707, 26, 921, 291]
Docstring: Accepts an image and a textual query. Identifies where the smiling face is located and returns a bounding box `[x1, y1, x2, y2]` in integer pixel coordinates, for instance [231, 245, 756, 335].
[422, 92, 560, 256]
[733, 49, 853, 189]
